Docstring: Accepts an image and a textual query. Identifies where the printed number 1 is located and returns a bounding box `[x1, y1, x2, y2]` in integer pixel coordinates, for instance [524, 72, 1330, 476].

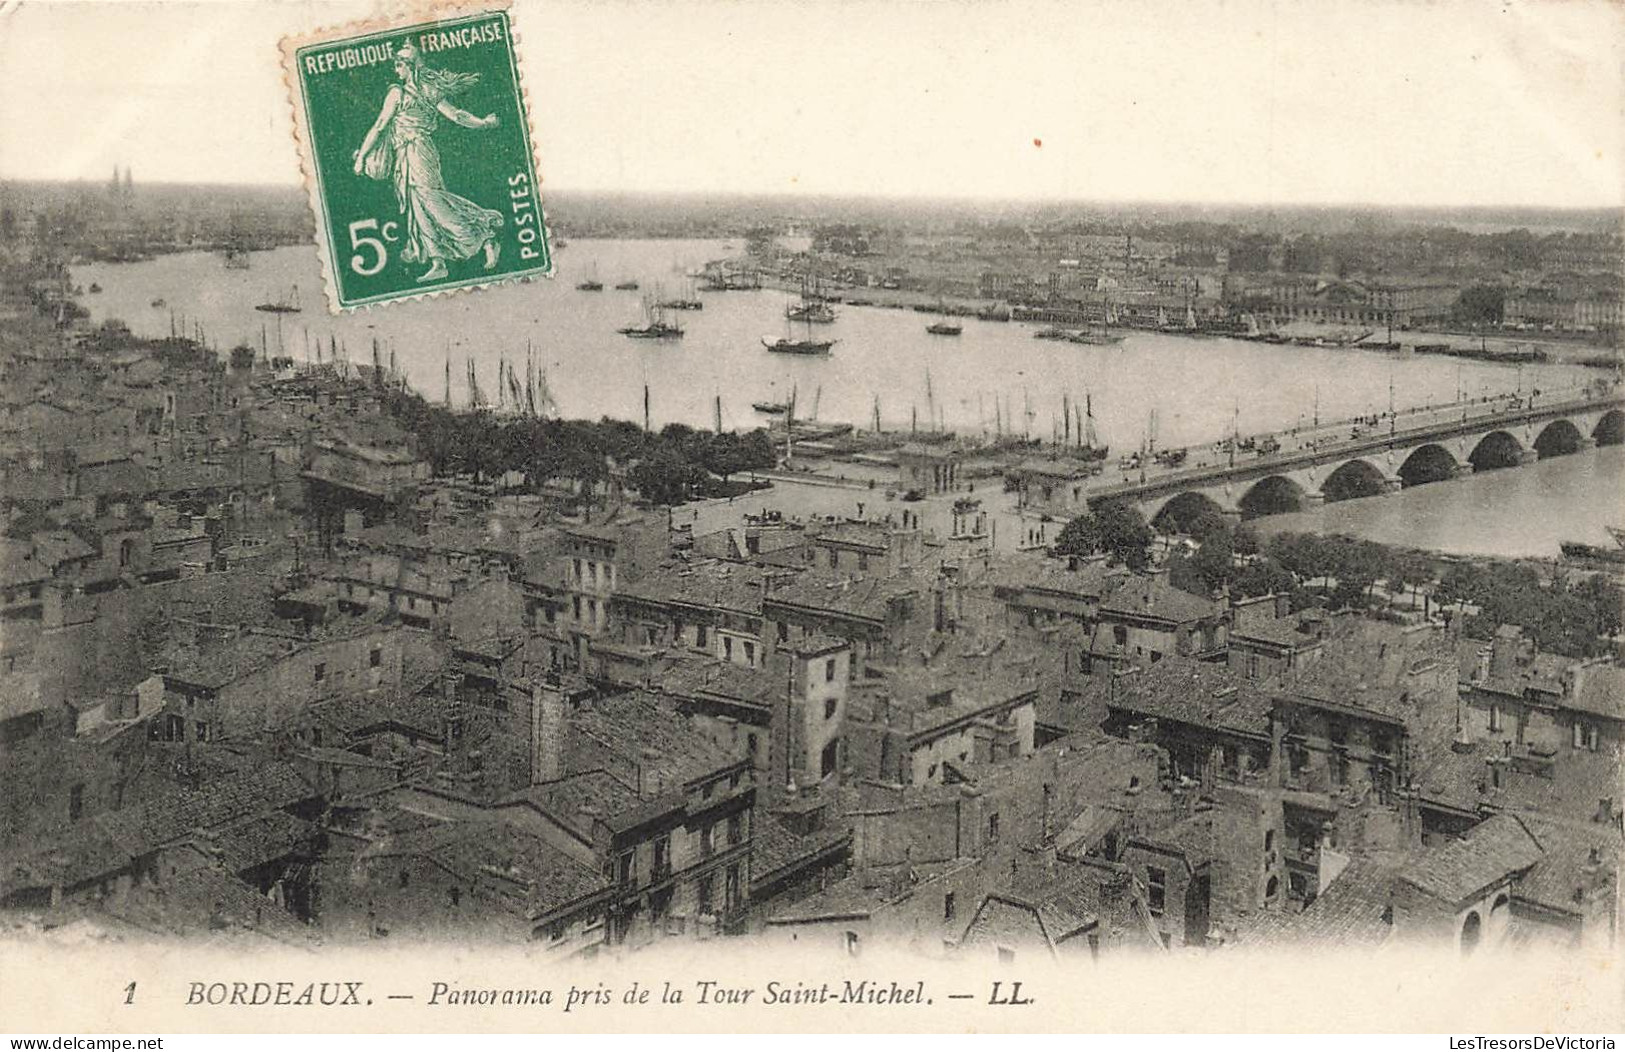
[124, 981, 137, 1004]
[348, 219, 397, 277]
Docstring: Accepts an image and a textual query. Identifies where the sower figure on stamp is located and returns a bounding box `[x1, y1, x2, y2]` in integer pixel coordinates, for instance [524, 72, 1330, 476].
[353, 42, 504, 283]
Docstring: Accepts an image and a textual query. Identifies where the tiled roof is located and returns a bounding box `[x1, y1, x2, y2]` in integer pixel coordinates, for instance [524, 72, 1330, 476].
[1565, 667, 1625, 721]
[429, 824, 609, 919]
[1131, 811, 1219, 869]
[617, 559, 775, 615]
[1108, 656, 1274, 738]
[1415, 740, 1623, 823]
[658, 658, 777, 712]
[1401, 813, 1544, 904]
[1512, 813, 1621, 916]
[0, 763, 314, 893]
[751, 815, 851, 881]
[103, 867, 316, 944]
[205, 811, 316, 874]
[518, 771, 644, 840]
[1245, 856, 1399, 949]
[1232, 610, 1317, 649]
[984, 552, 1114, 600]
[763, 568, 924, 623]
[165, 633, 299, 690]
[310, 688, 449, 739]
[571, 692, 740, 794]
[1099, 574, 1221, 626]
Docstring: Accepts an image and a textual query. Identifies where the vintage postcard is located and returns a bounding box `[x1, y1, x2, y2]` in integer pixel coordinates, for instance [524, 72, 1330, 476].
[0, 0, 1622, 1038]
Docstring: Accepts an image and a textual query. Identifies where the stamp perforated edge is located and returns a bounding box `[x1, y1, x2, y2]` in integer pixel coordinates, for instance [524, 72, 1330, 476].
[278, 0, 556, 315]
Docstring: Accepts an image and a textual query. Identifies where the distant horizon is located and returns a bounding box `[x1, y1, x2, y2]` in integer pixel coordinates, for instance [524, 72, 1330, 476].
[5, 176, 1623, 221]
[3, 1, 1619, 211]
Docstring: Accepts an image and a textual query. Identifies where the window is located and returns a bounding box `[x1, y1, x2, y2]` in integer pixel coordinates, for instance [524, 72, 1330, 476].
[728, 812, 742, 846]
[1113, 625, 1128, 648]
[700, 824, 715, 858]
[777, 622, 789, 643]
[1574, 722, 1599, 751]
[987, 812, 1001, 845]
[573, 558, 582, 582]
[369, 646, 382, 669]
[1147, 866, 1166, 916]
[844, 930, 861, 957]
[314, 662, 326, 683]
[744, 641, 755, 666]
[1246, 652, 1260, 679]
[196, 722, 210, 742]
[399, 869, 410, 888]
[858, 553, 870, 572]
[825, 658, 837, 683]
[827, 550, 839, 569]
[724, 636, 734, 661]
[725, 864, 741, 910]
[652, 835, 671, 879]
[1488, 704, 1502, 733]
[821, 739, 839, 778]
[825, 696, 838, 720]
[1264, 830, 1275, 853]
[616, 850, 635, 886]
[68, 783, 84, 822]
[943, 891, 956, 922]
[746, 733, 759, 759]
[698, 875, 715, 915]
[696, 625, 709, 649]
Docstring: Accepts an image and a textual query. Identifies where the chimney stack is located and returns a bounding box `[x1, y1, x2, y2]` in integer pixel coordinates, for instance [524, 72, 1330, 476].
[531, 674, 564, 785]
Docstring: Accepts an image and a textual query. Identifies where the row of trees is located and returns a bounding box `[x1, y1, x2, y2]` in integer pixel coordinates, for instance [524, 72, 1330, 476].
[380, 390, 777, 506]
[1052, 500, 1621, 658]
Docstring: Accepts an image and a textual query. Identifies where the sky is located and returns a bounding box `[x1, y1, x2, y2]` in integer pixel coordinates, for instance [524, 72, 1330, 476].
[1, 0, 1621, 208]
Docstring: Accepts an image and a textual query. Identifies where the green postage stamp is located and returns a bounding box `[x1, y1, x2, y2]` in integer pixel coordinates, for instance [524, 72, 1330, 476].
[282, 4, 552, 311]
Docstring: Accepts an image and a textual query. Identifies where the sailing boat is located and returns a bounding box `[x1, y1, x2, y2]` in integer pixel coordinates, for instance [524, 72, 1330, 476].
[619, 297, 683, 339]
[576, 263, 603, 292]
[254, 284, 301, 314]
[786, 278, 836, 323]
[763, 309, 835, 356]
[659, 279, 704, 311]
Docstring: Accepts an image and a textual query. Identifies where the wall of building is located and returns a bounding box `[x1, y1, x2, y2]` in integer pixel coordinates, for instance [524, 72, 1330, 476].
[195, 628, 406, 741]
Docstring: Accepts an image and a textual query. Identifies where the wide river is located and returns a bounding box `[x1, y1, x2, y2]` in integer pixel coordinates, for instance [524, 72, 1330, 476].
[75, 239, 1621, 559]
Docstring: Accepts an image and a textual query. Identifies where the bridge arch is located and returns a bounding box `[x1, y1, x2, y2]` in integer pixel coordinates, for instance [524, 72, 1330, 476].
[1397, 443, 1461, 488]
[1593, 409, 1624, 446]
[1149, 491, 1229, 534]
[1533, 419, 1585, 459]
[1238, 475, 1307, 519]
[1468, 430, 1526, 472]
[1322, 458, 1390, 502]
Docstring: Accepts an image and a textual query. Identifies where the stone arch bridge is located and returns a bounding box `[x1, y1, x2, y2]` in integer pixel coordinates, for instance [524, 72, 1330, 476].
[1085, 393, 1625, 525]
